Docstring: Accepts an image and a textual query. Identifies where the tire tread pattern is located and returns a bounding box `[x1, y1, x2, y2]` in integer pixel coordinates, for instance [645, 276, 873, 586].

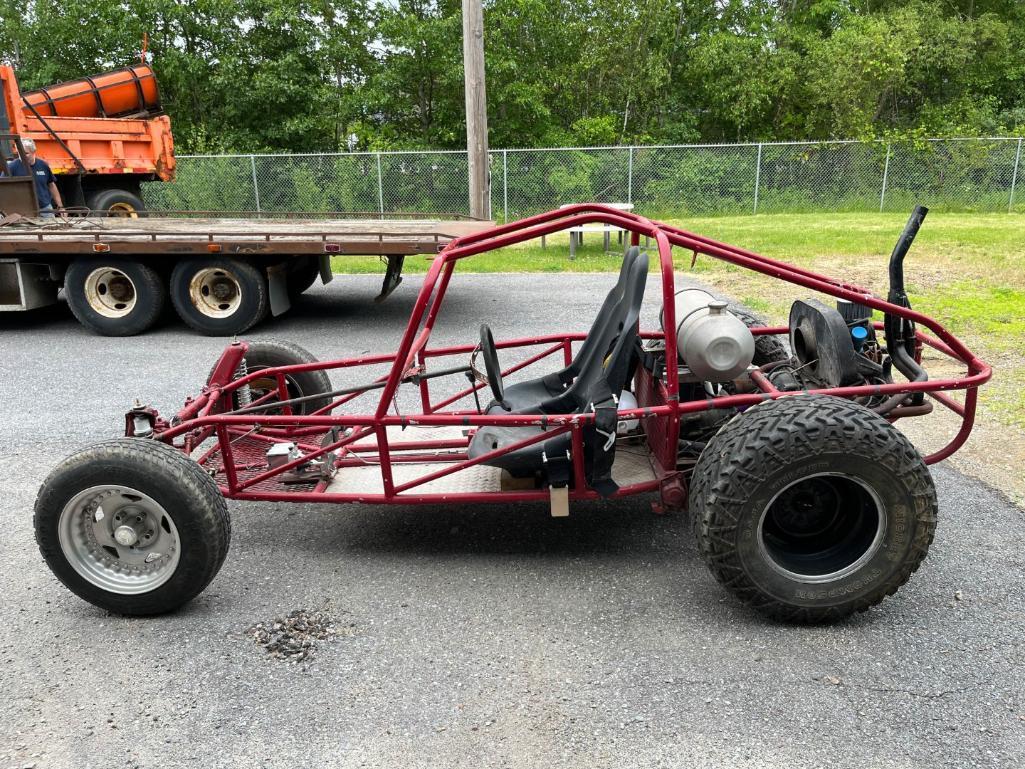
[690, 394, 937, 623]
[34, 438, 231, 615]
[65, 259, 165, 337]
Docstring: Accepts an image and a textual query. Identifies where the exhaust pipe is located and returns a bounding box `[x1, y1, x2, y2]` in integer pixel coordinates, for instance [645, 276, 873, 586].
[879, 205, 928, 412]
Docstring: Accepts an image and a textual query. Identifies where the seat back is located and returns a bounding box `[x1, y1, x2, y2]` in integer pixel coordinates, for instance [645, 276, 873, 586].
[558, 246, 641, 382]
[542, 250, 649, 414]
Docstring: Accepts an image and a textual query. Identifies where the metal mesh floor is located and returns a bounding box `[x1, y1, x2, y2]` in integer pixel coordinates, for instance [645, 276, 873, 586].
[205, 434, 319, 494]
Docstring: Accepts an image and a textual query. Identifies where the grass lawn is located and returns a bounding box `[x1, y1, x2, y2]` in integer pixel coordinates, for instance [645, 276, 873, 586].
[334, 211, 1024, 497]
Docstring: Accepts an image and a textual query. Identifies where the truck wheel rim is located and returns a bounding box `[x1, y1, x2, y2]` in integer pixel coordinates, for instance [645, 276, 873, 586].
[108, 202, 139, 219]
[757, 472, 886, 584]
[58, 485, 181, 595]
[84, 268, 137, 318]
[189, 268, 242, 318]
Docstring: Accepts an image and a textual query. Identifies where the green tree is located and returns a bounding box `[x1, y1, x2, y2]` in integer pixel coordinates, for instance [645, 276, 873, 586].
[1, 0, 1023, 150]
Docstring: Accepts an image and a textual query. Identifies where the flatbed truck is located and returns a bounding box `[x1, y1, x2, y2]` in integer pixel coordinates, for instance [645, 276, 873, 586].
[0, 213, 491, 335]
[0, 63, 492, 336]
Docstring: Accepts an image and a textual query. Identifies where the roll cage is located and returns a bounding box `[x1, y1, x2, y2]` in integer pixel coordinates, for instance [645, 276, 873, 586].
[142, 204, 992, 508]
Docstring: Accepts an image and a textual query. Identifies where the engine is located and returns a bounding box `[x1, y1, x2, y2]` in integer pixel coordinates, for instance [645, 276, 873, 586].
[766, 298, 889, 394]
[641, 290, 903, 457]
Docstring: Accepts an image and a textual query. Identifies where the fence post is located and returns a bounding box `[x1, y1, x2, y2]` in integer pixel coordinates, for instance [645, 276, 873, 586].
[376, 152, 384, 216]
[1009, 138, 1022, 213]
[503, 150, 508, 223]
[627, 146, 634, 205]
[752, 143, 762, 214]
[250, 155, 261, 213]
[481, 152, 492, 221]
[880, 143, 892, 212]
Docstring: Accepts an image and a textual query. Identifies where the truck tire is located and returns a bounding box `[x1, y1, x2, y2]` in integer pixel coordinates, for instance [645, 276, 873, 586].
[34, 438, 231, 616]
[691, 394, 937, 623]
[287, 256, 321, 300]
[170, 257, 268, 336]
[218, 339, 333, 414]
[727, 304, 789, 365]
[86, 188, 145, 217]
[65, 258, 166, 336]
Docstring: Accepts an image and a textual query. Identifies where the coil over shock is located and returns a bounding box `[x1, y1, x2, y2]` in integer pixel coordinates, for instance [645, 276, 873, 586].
[234, 357, 253, 408]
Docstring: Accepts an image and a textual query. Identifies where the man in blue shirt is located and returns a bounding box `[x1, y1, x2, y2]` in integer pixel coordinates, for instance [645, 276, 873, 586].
[5, 138, 65, 218]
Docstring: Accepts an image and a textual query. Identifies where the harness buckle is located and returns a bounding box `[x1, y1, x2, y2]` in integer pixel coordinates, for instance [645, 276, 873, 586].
[542, 450, 573, 517]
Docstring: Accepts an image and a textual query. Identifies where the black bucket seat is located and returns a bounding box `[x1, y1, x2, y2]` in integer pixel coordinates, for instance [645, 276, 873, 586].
[487, 246, 642, 413]
[468, 251, 649, 487]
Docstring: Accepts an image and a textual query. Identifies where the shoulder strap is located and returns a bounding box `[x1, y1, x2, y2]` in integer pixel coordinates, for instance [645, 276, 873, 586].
[585, 379, 619, 498]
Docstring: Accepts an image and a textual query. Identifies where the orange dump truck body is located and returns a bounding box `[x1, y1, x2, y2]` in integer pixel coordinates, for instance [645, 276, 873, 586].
[1, 64, 175, 184]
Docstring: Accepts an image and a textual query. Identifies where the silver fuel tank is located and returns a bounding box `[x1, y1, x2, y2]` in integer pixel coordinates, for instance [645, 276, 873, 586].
[661, 288, 755, 382]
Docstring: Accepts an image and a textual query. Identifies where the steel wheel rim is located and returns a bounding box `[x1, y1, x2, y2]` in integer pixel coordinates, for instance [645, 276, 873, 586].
[247, 370, 306, 413]
[58, 485, 181, 595]
[189, 267, 242, 318]
[84, 268, 137, 318]
[756, 472, 886, 584]
[108, 201, 139, 219]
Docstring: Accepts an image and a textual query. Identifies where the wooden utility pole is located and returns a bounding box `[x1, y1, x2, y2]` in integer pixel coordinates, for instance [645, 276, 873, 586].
[462, 0, 490, 219]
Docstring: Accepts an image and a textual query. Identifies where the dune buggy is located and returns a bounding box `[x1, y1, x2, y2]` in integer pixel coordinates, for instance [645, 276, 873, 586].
[35, 204, 990, 622]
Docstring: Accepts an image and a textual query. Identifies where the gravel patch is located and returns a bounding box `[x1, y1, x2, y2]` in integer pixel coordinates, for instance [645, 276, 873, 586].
[247, 608, 356, 664]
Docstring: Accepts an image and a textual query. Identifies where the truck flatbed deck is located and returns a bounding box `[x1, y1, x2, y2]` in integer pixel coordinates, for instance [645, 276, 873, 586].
[0, 214, 493, 256]
[0, 212, 494, 335]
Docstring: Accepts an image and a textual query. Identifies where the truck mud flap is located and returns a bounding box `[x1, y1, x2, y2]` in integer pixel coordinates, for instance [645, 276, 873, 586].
[318, 253, 334, 286]
[375, 255, 405, 303]
[267, 262, 291, 317]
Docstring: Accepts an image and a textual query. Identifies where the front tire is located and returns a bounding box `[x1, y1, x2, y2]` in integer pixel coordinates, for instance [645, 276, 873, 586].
[34, 439, 231, 616]
[691, 394, 937, 622]
[65, 258, 165, 336]
[170, 257, 269, 336]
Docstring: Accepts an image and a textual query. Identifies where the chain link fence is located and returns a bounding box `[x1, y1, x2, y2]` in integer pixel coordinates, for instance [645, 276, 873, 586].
[143, 137, 1025, 220]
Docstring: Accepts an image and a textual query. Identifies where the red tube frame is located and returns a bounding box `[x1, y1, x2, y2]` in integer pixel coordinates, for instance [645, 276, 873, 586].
[155, 204, 991, 505]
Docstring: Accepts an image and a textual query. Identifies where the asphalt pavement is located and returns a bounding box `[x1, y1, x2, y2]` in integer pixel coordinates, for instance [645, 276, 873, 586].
[1, 273, 1023, 769]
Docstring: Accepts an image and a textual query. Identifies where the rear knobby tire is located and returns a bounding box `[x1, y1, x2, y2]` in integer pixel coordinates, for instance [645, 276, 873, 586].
[34, 438, 231, 616]
[727, 304, 790, 365]
[219, 339, 333, 415]
[170, 257, 268, 336]
[690, 394, 937, 623]
[65, 258, 165, 336]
